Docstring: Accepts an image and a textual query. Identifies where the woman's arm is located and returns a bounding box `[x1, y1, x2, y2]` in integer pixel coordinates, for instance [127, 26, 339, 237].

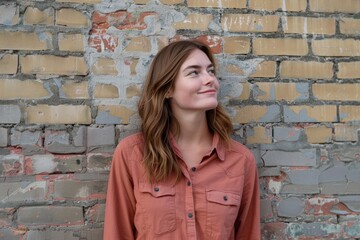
[104, 142, 136, 240]
[235, 153, 261, 240]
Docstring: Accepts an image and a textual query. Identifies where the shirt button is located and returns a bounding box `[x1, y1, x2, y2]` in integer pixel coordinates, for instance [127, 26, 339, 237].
[223, 195, 228, 201]
[191, 167, 196, 172]
[188, 213, 193, 218]
[154, 187, 159, 192]
[187, 181, 191, 186]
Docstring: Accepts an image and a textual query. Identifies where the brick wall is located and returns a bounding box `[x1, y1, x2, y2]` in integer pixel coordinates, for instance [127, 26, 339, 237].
[0, 0, 359, 239]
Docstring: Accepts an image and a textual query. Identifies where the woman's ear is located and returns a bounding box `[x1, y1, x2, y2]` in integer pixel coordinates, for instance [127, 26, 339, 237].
[166, 89, 173, 99]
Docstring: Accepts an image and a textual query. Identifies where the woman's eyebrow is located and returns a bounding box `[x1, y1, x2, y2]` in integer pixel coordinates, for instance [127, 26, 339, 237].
[183, 64, 214, 71]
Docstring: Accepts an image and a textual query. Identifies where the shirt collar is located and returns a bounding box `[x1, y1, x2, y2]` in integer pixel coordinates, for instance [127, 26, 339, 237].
[168, 132, 226, 161]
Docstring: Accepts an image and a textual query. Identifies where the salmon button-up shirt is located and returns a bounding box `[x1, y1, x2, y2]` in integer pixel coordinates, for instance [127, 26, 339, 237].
[104, 133, 260, 240]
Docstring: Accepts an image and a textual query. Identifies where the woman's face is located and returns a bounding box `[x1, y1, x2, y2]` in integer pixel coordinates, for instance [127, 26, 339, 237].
[168, 49, 219, 115]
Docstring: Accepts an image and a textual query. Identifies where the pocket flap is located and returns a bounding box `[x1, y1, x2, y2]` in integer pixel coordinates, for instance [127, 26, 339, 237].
[206, 190, 240, 206]
[139, 183, 175, 198]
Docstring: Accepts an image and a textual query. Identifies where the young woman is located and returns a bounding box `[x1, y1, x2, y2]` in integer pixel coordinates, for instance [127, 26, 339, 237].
[103, 40, 260, 240]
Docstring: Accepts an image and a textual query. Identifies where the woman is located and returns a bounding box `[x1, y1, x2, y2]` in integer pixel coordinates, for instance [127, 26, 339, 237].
[104, 40, 260, 240]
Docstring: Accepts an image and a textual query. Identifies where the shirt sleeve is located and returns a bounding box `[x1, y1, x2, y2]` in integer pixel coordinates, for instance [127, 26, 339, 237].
[234, 152, 261, 240]
[103, 141, 136, 240]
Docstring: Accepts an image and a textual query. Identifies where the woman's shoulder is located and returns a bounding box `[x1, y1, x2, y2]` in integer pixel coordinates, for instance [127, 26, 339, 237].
[228, 138, 255, 160]
[115, 132, 144, 153]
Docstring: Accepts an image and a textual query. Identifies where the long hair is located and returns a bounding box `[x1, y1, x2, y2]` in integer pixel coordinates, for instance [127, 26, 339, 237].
[138, 40, 233, 182]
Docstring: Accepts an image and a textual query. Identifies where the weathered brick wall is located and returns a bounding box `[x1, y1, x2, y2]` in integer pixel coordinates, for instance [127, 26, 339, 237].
[0, 0, 359, 239]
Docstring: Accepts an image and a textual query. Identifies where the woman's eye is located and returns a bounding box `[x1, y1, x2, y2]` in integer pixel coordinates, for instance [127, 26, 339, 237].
[208, 68, 215, 75]
[188, 71, 199, 76]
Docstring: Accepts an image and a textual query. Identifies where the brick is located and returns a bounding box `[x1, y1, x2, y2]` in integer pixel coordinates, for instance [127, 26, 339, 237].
[313, 83, 360, 101]
[340, 106, 360, 122]
[282, 16, 335, 35]
[246, 126, 272, 144]
[0, 5, 19, 26]
[287, 223, 342, 239]
[259, 167, 281, 178]
[88, 33, 119, 52]
[54, 180, 107, 200]
[24, 7, 53, 25]
[134, 0, 151, 3]
[92, 58, 118, 75]
[0, 31, 52, 50]
[253, 38, 308, 56]
[188, 0, 246, 8]
[0, 154, 23, 176]
[280, 61, 333, 80]
[312, 39, 360, 56]
[0, 105, 21, 124]
[58, 33, 85, 52]
[87, 126, 115, 148]
[274, 126, 302, 142]
[305, 125, 332, 143]
[10, 128, 42, 146]
[195, 35, 222, 54]
[334, 124, 360, 142]
[277, 197, 305, 217]
[126, 84, 142, 98]
[260, 199, 273, 220]
[220, 82, 251, 101]
[0, 228, 21, 240]
[56, 0, 101, 3]
[319, 166, 348, 183]
[96, 105, 135, 124]
[249, 0, 307, 12]
[160, 0, 183, 4]
[232, 105, 281, 123]
[0, 79, 51, 100]
[338, 62, 360, 79]
[330, 145, 360, 162]
[310, 0, 360, 13]
[56, 9, 89, 27]
[72, 126, 86, 147]
[17, 206, 83, 225]
[0, 209, 13, 227]
[94, 83, 119, 98]
[262, 149, 317, 166]
[26, 230, 78, 240]
[20, 55, 88, 75]
[87, 153, 112, 172]
[305, 197, 339, 215]
[0, 54, 17, 74]
[223, 36, 250, 54]
[0, 181, 46, 203]
[85, 203, 105, 223]
[284, 105, 337, 122]
[124, 36, 151, 52]
[28, 154, 84, 174]
[262, 222, 287, 240]
[254, 82, 309, 101]
[321, 183, 360, 195]
[222, 14, 279, 32]
[340, 18, 360, 35]
[173, 13, 212, 31]
[250, 61, 276, 78]
[124, 58, 139, 76]
[25, 105, 91, 124]
[0, 127, 7, 147]
[60, 81, 89, 99]
[286, 169, 320, 185]
[281, 184, 320, 194]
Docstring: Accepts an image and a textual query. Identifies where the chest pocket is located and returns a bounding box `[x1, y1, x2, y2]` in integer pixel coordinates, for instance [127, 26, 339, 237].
[138, 183, 176, 235]
[206, 190, 241, 239]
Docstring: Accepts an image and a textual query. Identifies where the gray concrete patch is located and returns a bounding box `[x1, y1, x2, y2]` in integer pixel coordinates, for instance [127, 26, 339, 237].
[277, 197, 305, 218]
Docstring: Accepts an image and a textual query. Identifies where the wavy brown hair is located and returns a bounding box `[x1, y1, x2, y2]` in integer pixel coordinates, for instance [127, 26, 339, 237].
[138, 40, 233, 182]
